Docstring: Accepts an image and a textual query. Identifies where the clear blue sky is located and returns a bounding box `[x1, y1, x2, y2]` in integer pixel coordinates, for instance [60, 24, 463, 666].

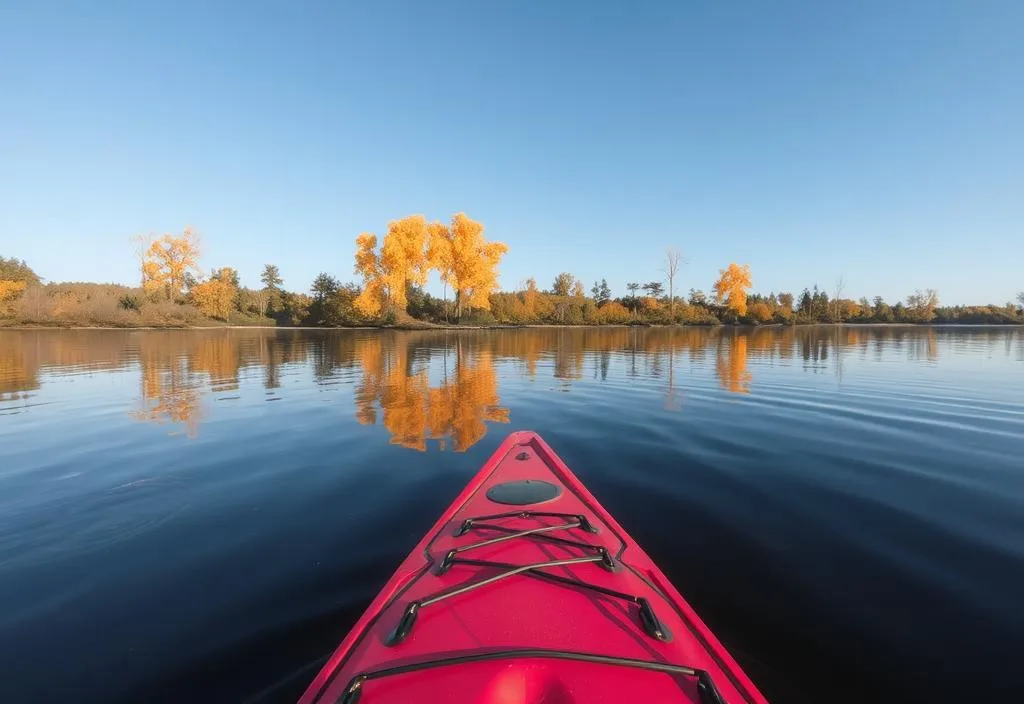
[1, 1, 1021, 304]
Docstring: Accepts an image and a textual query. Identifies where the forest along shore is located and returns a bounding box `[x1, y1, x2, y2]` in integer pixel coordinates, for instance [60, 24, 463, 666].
[3, 217, 1023, 329]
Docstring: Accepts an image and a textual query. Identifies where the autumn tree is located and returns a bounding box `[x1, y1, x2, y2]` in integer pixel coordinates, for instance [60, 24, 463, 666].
[906, 288, 939, 322]
[0, 279, 26, 299]
[0, 256, 40, 285]
[142, 227, 201, 300]
[353, 233, 385, 316]
[748, 301, 772, 324]
[712, 263, 753, 316]
[552, 272, 574, 297]
[663, 248, 682, 317]
[190, 273, 236, 321]
[0, 280, 27, 315]
[522, 277, 539, 316]
[0, 256, 37, 315]
[427, 220, 453, 319]
[597, 300, 631, 323]
[353, 215, 431, 317]
[383, 215, 430, 311]
[572, 279, 585, 297]
[211, 266, 239, 288]
[440, 213, 507, 319]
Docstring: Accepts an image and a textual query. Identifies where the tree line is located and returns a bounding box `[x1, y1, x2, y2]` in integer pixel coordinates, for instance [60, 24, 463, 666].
[1, 224, 1022, 326]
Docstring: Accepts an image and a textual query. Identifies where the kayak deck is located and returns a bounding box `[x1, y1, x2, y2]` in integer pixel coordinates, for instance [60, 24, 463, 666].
[299, 431, 766, 703]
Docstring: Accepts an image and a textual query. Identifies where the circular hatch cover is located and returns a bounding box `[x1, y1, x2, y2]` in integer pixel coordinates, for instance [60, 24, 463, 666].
[486, 480, 562, 505]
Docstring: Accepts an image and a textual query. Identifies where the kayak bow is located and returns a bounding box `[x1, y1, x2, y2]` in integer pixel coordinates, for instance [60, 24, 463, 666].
[299, 431, 767, 704]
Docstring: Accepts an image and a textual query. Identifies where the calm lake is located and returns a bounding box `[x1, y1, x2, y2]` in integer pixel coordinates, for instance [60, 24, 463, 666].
[1, 327, 1021, 703]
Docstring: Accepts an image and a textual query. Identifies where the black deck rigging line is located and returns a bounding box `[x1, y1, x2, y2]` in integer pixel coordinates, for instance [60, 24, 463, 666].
[450, 556, 672, 642]
[438, 519, 616, 574]
[454, 510, 599, 536]
[387, 513, 669, 646]
[337, 648, 727, 704]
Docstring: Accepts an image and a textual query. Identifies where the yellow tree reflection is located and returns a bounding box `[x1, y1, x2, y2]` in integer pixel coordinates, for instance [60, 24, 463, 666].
[132, 335, 203, 438]
[0, 334, 40, 401]
[431, 349, 510, 451]
[354, 336, 385, 425]
[190, 334, 241, 392]
[716, 334, 752, 394]
[380, 353, 431, 451]
[355, 336, 509, 451]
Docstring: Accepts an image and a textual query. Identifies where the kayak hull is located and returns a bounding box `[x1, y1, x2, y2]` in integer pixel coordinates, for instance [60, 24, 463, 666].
[299, 431, 767, 704]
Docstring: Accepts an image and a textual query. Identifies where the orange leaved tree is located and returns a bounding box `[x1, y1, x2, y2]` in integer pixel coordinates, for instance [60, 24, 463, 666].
[0, 279, 27, 315]
[353, 233, 385, 316]
[712, 263, 753, 317]
[190, 275, 236, 320]
[427, 220, 454, 319]
[440, 213, 508, 320]
[354, 215, 430, 317]
[143, 227, 201, 300]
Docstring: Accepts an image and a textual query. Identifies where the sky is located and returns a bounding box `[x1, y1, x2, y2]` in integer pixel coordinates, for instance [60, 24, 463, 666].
[1, 1, 1022, 305]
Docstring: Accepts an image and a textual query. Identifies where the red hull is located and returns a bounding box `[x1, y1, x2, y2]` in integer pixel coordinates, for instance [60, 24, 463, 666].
[299, 431, 768, 704]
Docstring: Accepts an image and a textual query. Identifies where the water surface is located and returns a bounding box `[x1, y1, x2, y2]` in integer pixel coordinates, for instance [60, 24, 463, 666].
[1, 327, 1022, 702]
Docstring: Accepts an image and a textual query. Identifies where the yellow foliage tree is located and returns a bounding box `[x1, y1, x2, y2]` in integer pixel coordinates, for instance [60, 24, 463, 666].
[522, 278, 538, 316]
[597, 300, 631, 324]
[712, 263, 753, 316]
[190, 277, 236, 320]
[572, 279, 585, 297]
[382, 215, 429, 311]
[353, 233, 385, 316]
[0, 280, 27, 301]
[354, 215, 430, 317]
[749, 301, 772, 323]
[353, 213, 505, 320]
[445, 213, 508, 319]
[143, 227, 201, 300]
[427, 220, 453, 317]
[0, 280, 27, 316]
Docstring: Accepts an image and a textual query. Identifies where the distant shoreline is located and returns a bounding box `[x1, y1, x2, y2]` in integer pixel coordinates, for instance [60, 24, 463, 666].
[1, 321, 1020, 332]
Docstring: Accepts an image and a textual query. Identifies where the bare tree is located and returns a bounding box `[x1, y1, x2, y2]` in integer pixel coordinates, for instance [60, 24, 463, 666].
[832, 275, 845, 322]
[130, 233, 153, 287]
[662, 248, 683, 318]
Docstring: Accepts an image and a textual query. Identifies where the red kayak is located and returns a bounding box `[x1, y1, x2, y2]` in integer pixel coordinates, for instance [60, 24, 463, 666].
[299, 431, 768, 704]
